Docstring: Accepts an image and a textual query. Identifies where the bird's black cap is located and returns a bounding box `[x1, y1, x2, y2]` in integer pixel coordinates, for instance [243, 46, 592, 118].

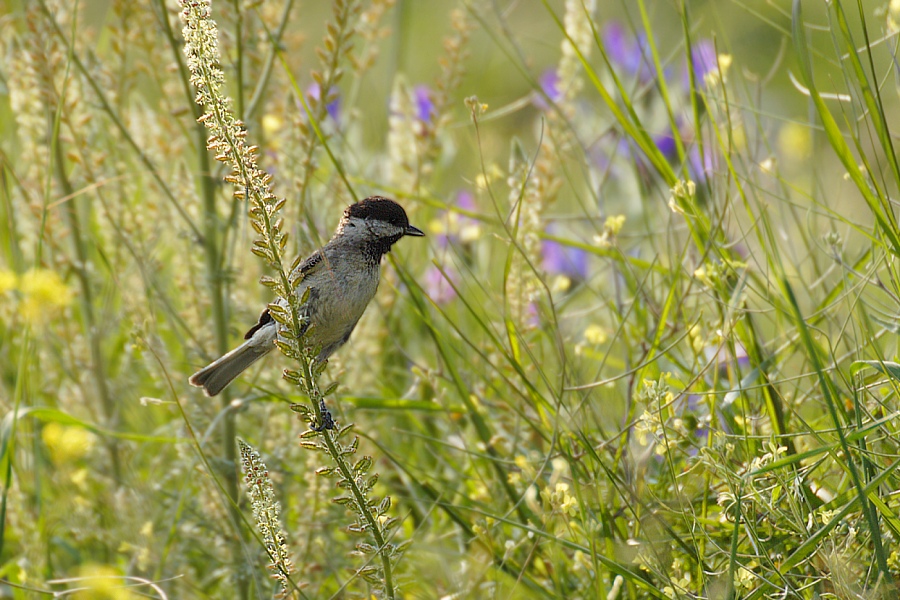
[345, 196, 424, 236]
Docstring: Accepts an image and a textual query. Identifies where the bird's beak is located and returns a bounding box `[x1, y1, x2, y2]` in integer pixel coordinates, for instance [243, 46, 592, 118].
[405, 224, 425, 237]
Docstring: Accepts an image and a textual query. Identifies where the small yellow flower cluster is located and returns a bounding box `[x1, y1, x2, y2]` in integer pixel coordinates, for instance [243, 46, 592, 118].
[604, 215, 626, 236]
[694, 256, 747, 290]
[464, 95, 488, 118]
[575, 323, 608, 358]
[638, 374, 674, 405]
[704, 53, 732, 87]
[261, 114, 283, 149]
[71, 564, 135, 600]
[427, 212, 480, 245]
[0, 268, 73, 325]
[693, 260, 724, 288]
[42, 422, 96, 464]
[687, 323, 705, 355]
[594, 214, 626, 249]
[733, 564, 757, 591]
[748, 441, 787, 472]
[634, 375, 682, 455]
[634, 410, 664, 453]
[0, 270, 15, 293]
[778, 122, 812, 161]
[508, 453, 531, 486]
[887, 0, 900, 33]
[584, 324, 607, 345]
[818, 508, 838, 526]
[888, 548, 900, 571]
[475, 163, 503, 191]
[661, 557, 694, 598]
[541, 482, 578, 517]
[117, 521, 154, 572]
[668, 179, 696, 214]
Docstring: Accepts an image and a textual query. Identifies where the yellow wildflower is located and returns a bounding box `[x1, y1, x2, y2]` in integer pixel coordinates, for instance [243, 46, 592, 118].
[0, 270, 16, 293]
[595, 214, 626, 248]
[541, 482, 578, 517]
[261, 114, 282, 137]
[72, 564, 137, 599]
[584, 324, 607, 345]
[604, 215, 626, 236]
[551, 274, 572, 293]
[778, 122, 812, 160]
[19, 269, 72, 323]
[42, 422, 95, 464]
[889, 0, 900, 33]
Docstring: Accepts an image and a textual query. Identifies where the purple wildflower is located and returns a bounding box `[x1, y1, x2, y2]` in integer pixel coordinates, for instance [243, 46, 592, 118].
[601, 21, 652, 81]
[424, 265, 459, 305]
[533, 68, 562, 111]
[542, 230, 589, 283]
[653, 130, 678, 160]
[306, 82, 341, 122]
[603, 22, 637, 73]
[413, 85, 435, 124]
[653, 117, 692, 161]
[433, 230, 451, 250]
[688, 40, 717, 88]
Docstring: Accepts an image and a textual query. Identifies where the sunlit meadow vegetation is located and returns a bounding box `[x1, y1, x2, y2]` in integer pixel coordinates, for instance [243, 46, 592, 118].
[3, 0, 900, 597]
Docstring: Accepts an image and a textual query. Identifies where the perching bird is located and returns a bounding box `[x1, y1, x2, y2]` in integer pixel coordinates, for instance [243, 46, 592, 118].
[189, 196, 424, 397]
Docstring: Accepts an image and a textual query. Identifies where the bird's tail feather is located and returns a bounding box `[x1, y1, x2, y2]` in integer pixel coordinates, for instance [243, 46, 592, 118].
[189, 340, 271, 396]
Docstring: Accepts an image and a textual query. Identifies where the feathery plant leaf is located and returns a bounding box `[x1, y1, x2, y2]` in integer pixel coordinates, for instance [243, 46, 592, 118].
[178, 1, 399, 597]
[238, 439, 294, 596]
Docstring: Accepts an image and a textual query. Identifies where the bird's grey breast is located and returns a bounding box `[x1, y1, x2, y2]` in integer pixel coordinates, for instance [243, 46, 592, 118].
[294, 247, 381, 348]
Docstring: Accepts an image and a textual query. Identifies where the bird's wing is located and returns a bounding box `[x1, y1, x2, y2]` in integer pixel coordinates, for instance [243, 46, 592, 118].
[291, 249, 326, 282]
[243, 306, 274, 339]
[243, 250, 326, 340]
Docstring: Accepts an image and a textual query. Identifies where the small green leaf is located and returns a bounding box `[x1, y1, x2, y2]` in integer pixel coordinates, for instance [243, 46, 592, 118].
[355, 542, 376, 554]
[353, 456, 373, 475]
[357, 565, 382, 584]
[850, 360, 900, 382]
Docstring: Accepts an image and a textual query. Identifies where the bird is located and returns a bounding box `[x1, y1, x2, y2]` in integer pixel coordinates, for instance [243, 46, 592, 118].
[189, 196, 424, 397]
